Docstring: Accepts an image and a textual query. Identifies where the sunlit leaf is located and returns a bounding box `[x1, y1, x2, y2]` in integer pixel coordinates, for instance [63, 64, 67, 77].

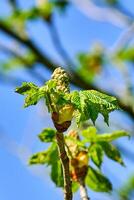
[99, 142, 125, 166]
[70, 90, 119, 125]
[72, 181, 79, 193]
[89, 144, 104, 168]
[96, 130, 130, 142]
[82, 126, 97, 140]
[38, 128, 56, 142]
[86, 166, 112, 192]
[15, 82, 46, 107]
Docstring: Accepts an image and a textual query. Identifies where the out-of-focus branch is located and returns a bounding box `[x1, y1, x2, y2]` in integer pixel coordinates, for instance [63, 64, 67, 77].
[69, 0, 132, 28]
[0, 72, 24, 86]
[0, 21, 58, 71]
[0, 42, 46, 83]
[8, 0, 18, 10]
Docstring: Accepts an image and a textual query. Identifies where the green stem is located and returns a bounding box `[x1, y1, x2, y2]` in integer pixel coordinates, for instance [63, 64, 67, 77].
[56, 131, 72, 200]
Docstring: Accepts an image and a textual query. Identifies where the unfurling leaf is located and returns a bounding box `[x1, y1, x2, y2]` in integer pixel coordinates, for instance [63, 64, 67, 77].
[70, 90, 119, 125]
[86, 166, 112, 192]
[38, 128, 56, 142]
[89, 144, 103, 168]
[99, 142, 125, 166]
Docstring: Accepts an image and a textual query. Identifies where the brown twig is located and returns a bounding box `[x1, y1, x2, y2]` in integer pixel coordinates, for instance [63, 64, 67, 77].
[56, 131, 72, 200]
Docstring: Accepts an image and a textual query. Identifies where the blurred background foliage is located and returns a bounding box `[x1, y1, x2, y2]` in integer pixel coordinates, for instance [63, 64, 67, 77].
[0, 0, 134, 200]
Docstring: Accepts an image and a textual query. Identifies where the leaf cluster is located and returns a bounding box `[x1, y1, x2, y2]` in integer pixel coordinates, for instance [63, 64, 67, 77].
[15, 75, 120, 126]
[29, 128, 64, 187]
[66, 126, 129, 192]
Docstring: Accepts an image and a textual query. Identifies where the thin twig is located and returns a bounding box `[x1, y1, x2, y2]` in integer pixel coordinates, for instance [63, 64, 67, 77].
[56, 131, 72, 200]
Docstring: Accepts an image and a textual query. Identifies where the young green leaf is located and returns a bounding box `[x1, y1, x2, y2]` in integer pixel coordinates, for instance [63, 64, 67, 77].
[15, 82, 45, 107]
[89, 144, 104, 168]
[96, 130, 130, 142]
[51, 159, 64, 188]
[86, 166, 112, 192]
[99, 142, 125, 166]
[70, 90, 119, 125]
[15, 82, 38, 95]
[72, 181, 79, 193]
[47, 143, 64, 187]
[82, 126, 97, 140]
[38, 128, 56, 143]
[29, 151, 48, 165]
[29, 142, 57, 165]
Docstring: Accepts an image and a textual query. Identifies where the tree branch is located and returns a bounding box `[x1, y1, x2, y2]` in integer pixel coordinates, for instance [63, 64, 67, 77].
[0, 42, 46, 84]
[0, 21, 58, 70]
[56, 131, 72, 200]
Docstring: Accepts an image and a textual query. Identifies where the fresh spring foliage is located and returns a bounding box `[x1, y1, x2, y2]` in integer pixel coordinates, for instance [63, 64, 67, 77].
[15, 67, 129, 197]
[15, 68, 119, 125]
[29, 126, 129, 193]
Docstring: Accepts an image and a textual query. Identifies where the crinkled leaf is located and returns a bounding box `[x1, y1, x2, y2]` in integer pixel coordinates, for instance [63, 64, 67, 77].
[86, 166, 112, 192]
[99, 142, 125, 166]
[89, 144, 104, 168]
[15, 82, 38, 95]
[15, 82, 46, 107]
[38, 128, 56, 143]
[70, 90, 119, 125]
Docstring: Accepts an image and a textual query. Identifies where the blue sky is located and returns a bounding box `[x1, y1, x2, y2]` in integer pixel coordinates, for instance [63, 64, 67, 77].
[0, 1, 134, 200]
